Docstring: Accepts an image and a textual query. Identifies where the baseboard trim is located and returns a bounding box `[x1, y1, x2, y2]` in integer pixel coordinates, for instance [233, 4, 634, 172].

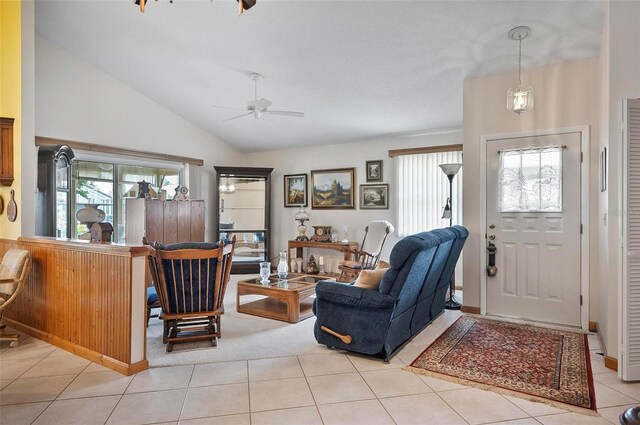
[6, 318, 147, 376]
[589, 321, 598, 333]
[460, 306, 481, 314]
[594, 322, 618, 372]
[605, 356, 618, 372]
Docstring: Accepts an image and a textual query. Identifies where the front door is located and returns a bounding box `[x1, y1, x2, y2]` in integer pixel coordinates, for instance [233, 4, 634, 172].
[485, 132, 582, 326]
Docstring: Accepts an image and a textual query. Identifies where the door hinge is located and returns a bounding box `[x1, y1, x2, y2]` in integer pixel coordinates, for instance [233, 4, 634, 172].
[580, 295, 583, 306]
[581, 152, 584, 163]
[581, 224, 583, 234]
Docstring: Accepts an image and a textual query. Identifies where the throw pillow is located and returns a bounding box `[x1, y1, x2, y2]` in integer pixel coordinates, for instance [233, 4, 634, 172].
[376, 260, 390, 270]
[354, 268, 388, 290]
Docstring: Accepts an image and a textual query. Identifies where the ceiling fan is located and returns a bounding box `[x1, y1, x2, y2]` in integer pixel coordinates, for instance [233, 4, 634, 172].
[216, 73, 306, 122]
[135, 0, 256, 14]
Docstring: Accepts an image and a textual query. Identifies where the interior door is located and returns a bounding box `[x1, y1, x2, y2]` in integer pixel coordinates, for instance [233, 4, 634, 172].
[486, 132, 582, 326]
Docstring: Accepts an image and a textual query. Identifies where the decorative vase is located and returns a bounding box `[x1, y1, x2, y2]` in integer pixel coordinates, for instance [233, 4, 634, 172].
[296, 258, 303, 274]
[277, 251, 288, 279]
[158, 189, 167, 201]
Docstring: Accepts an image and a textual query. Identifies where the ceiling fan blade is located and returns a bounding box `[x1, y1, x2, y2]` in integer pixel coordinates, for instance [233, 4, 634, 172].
[222, 112, 252, 122]
[255, 98, 272, 111]
[263, 110, 305, 118]
[211, 105, 246, 111]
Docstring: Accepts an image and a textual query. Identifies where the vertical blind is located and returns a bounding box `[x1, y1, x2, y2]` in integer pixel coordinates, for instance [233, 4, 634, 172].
[394, 150, 463, 237]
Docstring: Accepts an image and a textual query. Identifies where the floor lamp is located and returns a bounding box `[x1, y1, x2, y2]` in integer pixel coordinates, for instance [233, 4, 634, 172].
[439, 163, 462, 310]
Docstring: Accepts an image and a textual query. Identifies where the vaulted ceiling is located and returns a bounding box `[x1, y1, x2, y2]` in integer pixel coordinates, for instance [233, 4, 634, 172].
[36, 0, 604, 152]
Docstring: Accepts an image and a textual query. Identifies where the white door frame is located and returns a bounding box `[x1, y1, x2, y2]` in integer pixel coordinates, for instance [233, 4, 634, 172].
[479, 126, 590, 330]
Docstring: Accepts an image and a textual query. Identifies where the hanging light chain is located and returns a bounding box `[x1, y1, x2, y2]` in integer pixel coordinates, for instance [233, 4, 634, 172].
[518, 34, 522, 86]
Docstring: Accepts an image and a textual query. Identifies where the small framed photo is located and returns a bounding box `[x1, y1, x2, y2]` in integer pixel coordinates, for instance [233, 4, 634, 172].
[366, 160, 383, 182]
[360, 184, 389, 209]
[284, 174, 308, 207]
[311, 168, 356, 209]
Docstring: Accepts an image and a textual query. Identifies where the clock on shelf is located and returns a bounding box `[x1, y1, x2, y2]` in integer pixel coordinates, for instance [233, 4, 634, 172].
[173, 185, 190, 201]
[311, 226, 332, 242]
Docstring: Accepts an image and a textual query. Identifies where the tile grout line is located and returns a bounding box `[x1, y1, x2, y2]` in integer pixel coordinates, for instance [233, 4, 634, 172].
[345, 352, 398, 425]
[102, 361, 144, 425]
[175, 364, 197, 422]
[296, 354, 325, 425]
[28, 360, 92, 425]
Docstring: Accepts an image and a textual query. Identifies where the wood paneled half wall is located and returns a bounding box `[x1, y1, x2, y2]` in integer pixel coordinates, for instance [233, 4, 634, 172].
[0, 237, 149, 375]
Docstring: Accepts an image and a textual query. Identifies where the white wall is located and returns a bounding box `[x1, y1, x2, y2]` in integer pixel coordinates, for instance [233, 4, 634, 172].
[463, 57, 601, 320]
[35, 36, 243, 241]
[600, 0, 640, 360]
[245, 131, 462, 273]
[21, 0, 36, 237]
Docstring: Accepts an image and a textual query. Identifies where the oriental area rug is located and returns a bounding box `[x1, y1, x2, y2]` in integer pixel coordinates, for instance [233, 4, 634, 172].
[405, 315, 597, 415]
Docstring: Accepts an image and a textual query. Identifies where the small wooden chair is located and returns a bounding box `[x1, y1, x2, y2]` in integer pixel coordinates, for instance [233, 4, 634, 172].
[338, 221, 394, 282]
[0, 249, 32, 348]
[147, 237, 236, 352]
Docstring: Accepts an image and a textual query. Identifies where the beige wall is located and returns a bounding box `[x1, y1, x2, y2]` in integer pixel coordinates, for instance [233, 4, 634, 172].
[245, 131, 463, 271]
[462, 57, 601, 322]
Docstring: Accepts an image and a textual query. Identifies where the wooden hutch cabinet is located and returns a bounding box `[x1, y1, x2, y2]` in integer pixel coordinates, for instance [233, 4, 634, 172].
[125, 198, 205, 245]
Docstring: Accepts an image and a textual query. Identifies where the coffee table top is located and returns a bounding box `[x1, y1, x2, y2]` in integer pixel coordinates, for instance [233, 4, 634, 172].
[239, 273, 335, 292]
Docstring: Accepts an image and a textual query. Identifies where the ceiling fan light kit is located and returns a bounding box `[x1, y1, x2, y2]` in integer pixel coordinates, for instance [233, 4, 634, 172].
[134, 0, 256, 15]
[507, 26, 534, 115]
[218, 73, 305, 122]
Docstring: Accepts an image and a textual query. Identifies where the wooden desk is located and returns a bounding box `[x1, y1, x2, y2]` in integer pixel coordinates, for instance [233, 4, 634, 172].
[287, 240, 358, 265]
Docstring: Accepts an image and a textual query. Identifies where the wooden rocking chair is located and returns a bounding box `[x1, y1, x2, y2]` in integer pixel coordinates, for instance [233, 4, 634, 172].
[146, 237, 236, 352]
[338, 221, 394, 282]
[0, 249, 32, 348]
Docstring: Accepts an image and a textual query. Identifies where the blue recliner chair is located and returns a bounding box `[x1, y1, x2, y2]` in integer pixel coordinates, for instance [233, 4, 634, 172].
[313, 225, 468, 361]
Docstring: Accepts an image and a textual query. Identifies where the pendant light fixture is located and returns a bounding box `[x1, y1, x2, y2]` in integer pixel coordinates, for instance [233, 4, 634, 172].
[219, 177, 236, 194]
[507, 26, 534, 114]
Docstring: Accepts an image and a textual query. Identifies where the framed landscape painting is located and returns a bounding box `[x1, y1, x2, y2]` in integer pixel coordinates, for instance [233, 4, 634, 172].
[284, 173, 308, 207]
[360, 184, 389, 209]
[311, 168, 356, 209]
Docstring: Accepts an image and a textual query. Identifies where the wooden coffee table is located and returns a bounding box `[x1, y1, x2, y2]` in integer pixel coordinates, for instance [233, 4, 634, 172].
[237, 273, 335, 323]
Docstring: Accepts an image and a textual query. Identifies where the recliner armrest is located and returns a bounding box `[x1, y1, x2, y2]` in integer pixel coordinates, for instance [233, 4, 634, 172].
[315, 281, 395, 309]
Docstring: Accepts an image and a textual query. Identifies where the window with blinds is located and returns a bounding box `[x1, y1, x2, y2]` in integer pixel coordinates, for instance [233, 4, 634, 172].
[394, 150, 462, 237]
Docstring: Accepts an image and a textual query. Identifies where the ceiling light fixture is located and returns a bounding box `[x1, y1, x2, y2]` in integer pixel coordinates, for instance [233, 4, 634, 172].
[134, 0, 256, 15]
[219, 177, 236, 194]
[507, 26, 534, 114]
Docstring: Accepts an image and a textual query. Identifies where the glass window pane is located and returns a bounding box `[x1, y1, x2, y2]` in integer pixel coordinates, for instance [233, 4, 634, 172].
[74, 161, 115, 238]
[56, 191, 68, 238]
[499, 146, 562, 212]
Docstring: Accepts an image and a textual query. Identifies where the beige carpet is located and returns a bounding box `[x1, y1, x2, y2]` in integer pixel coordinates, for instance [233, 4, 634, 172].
[146, 275, 327, 367]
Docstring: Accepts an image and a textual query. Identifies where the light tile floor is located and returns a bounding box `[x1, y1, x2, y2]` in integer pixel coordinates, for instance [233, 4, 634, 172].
[0, 312, 636, 425]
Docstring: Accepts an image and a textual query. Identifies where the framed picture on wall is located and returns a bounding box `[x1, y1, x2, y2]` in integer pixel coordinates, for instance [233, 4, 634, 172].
[284, 174, 308, 207]
[311, 168, 356, 209]
[366, 160, 383, 182]
[360, 184, 389, 209]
